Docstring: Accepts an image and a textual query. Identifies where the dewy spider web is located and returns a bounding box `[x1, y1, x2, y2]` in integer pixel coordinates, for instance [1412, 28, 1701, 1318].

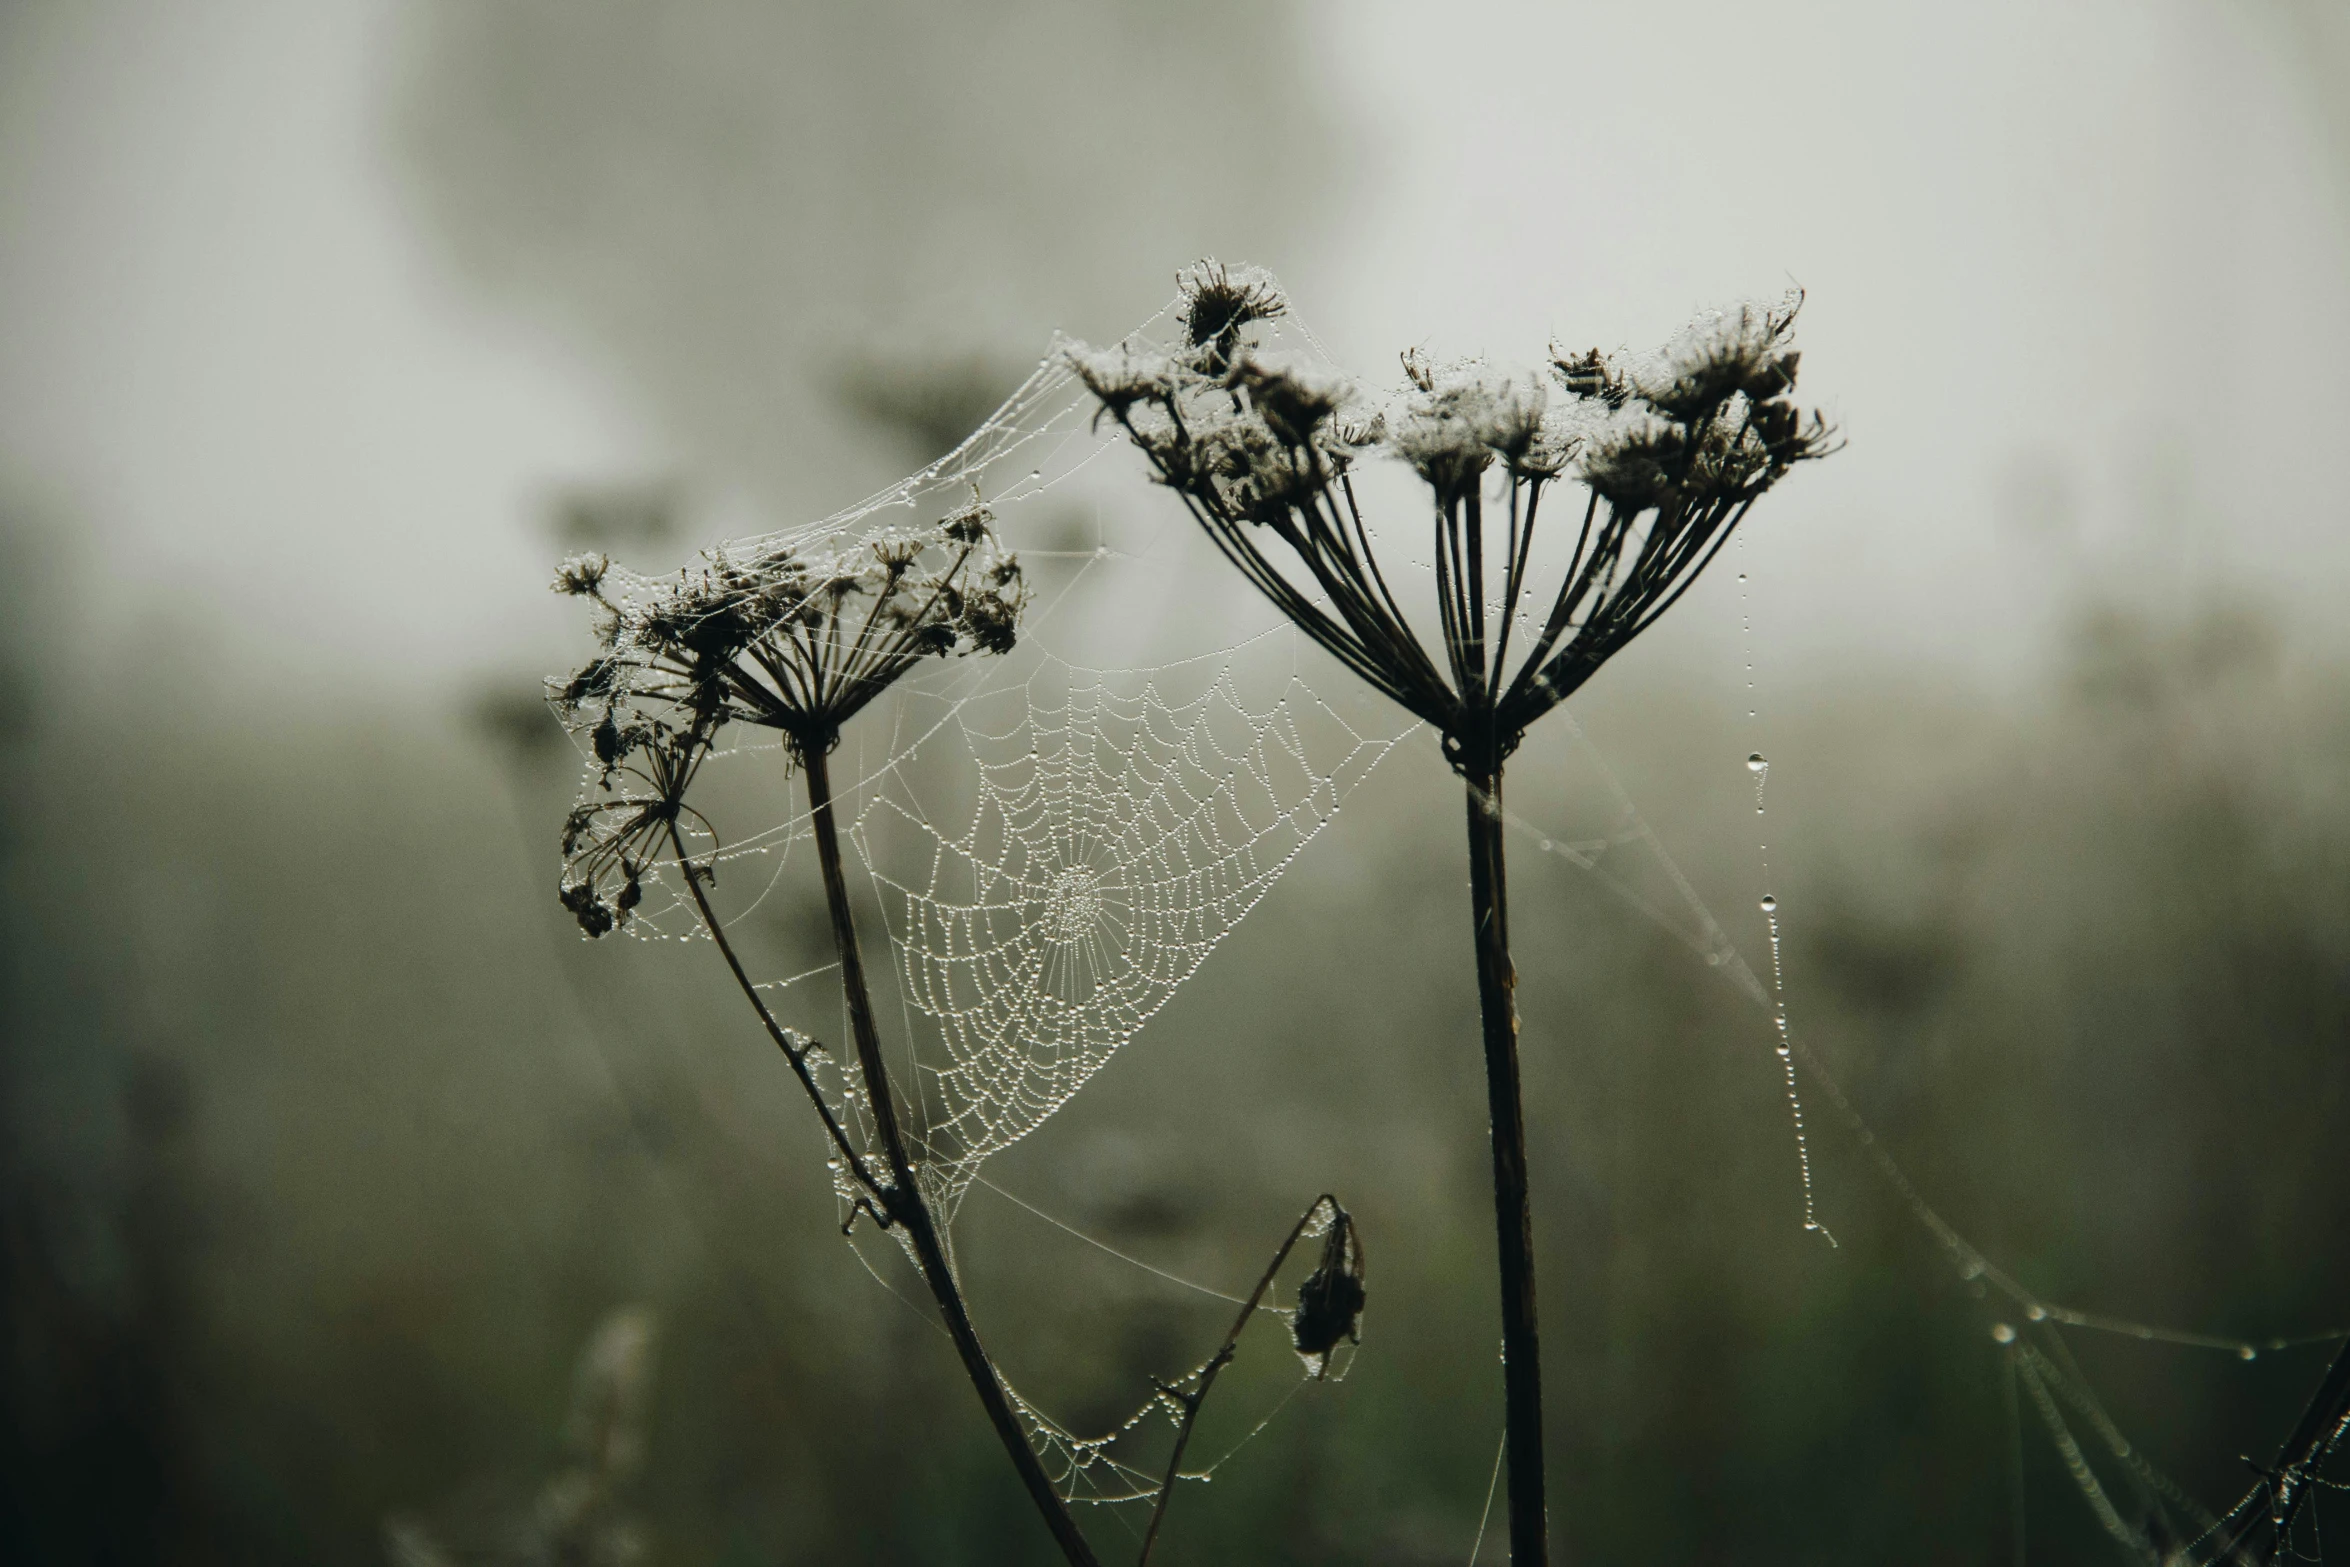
[556, 284, 1402, 1512]
[562, 282, 1417, 1206]
[857, 651, 1393, 1212]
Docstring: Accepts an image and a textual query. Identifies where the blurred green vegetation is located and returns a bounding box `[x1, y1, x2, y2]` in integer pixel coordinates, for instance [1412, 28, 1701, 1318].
[2, 505, 2346, 1564]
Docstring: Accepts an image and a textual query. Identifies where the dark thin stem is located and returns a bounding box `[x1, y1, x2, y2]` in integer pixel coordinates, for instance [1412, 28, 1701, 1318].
[1136, 1195, 1340, 1567]
[663, 817, 883, 1202]
[1463, 486, 1489, 702]
[1464, 764, 1547, 1567]
[799, 745, 1104, 1567]
[2218, 1331, 2350, 1565]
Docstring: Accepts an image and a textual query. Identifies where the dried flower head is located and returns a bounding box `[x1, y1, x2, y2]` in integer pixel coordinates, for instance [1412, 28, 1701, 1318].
[548, 501, 1029, 933]
[1290, 1203, 1366, 1377]
[1631, 295, 1805, 419]
[1065, 343, 1178, 427]
[553, 712, 712, 938]
[1070, 265, 1837, 771]
[1388, 381, 1497, 502]
[1224, 352, 1349, 450]
[1178, 259, 1288, 373]
[553, 551, 613, 598]
[1385, 362, 1563, 498]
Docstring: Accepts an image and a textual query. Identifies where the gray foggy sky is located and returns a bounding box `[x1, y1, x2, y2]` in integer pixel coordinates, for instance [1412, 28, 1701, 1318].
[1, 0, 2343, 690]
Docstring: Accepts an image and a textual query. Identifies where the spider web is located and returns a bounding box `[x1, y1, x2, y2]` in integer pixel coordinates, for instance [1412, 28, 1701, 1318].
[567, 282, 1405, 1199]
[856, 650, 1394, 1210]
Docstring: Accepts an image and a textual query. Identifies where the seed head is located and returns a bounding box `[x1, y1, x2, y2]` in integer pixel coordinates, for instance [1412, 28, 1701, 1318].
[550, 501, 1030, 937]
[1631, 294, 1804, 421]
[1225, 352, 1348, 450]
[1387, 372, 1499, 502]
[1064, 344, 1179, 426]
[1178, 259, 1288, 373]
[553, 551, 612, 598]
[1291, 1203, 1366, 1378]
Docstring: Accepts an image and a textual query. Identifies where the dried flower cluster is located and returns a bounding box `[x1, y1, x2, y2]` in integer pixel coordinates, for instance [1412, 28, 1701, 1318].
[549, 503, 1027, 935]
[1067, 263, 1835, 772]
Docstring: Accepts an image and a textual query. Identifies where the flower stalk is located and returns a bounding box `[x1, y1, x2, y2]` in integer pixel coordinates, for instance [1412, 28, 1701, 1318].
[550, 511, 1107, 1566]
[1071, 261, 1836, 1563]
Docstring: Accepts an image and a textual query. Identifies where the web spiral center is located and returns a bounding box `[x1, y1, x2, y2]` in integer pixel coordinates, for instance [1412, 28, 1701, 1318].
[1040, 867, 1104, 944]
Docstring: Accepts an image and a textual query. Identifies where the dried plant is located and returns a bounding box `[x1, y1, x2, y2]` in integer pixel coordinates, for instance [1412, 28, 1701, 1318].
[550, 498, 1362, 1566]
[1069, 260, 1837, 1564]
[548, 504, 1109, 1561]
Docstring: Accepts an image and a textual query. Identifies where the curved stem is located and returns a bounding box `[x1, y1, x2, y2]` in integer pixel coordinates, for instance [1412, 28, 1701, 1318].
[1465, 765, 1548, 1567]
[663, 817, 882, 1202]
[1137, 1194, 1341, 1567]
[799, 745, 1104, 1567]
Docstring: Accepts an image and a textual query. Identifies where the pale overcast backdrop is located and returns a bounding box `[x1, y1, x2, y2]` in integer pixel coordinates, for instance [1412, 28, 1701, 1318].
[2, 0, 2344, 690]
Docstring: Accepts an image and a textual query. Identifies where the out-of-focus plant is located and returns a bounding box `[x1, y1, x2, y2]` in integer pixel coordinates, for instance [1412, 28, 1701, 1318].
[1068, 262, 1836, 1564]
[384, 1305, 660, 1567]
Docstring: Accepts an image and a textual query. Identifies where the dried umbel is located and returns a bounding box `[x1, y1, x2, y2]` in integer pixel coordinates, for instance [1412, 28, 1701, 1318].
[548, 502, 1028, 935]
[1067, 266, 1835, 772]
[546, 498, 1107, 1567]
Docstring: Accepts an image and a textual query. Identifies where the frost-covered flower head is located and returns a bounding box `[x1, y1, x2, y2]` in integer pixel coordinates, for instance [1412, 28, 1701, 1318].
[547, 500, 1027, 934]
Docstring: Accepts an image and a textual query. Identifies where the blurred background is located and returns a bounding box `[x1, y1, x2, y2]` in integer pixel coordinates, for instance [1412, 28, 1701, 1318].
[3, 1, 2348, 1562]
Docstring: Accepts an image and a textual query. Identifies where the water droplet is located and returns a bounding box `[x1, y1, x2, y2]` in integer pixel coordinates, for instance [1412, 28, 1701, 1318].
[2239, 1345, 2258, 1361]
[1737, 573, 1748, 583]
[1747, 753, 1767, 771]
[1991, 1323, 2016, 1344]
[1759, 894, 1778, 913]
[2025, 1304, 2047, 1322]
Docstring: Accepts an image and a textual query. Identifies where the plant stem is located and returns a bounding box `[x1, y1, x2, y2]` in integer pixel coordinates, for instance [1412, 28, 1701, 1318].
[2217, 1331, 2350, 1565]
[1136, 1195, 1340, 1567]
[664, 818, 883, 1202]
[800, 744, 1104, 1567]
[1465, 766, 1548, 1566]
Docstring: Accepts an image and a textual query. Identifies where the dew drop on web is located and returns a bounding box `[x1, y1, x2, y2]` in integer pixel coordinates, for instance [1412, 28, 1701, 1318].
[1760, 893, 1777, 913]
[1747, 753, 1767, 772]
